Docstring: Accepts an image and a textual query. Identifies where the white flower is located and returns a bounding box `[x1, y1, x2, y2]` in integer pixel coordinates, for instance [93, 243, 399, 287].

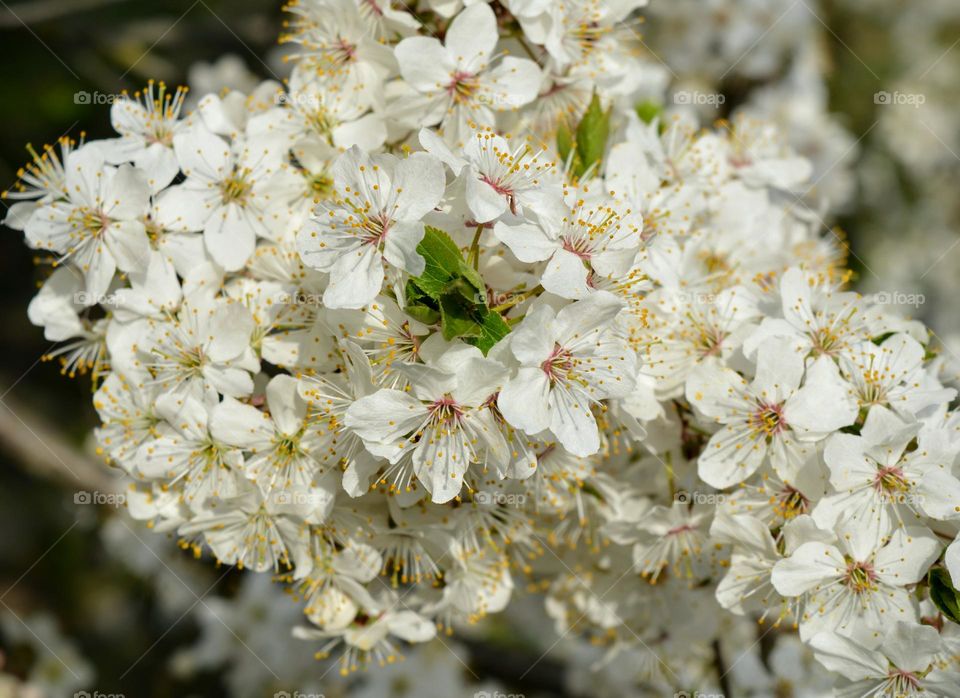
[293, 593, 436, 674]
[139, 392, 244, 511]
[392, 3, 542, 145]
[100, 81, 189, 192]
[810, 622, 960, 697]
[298, 539, 381, 630]
[25, 144, 151, 302]
[297, 146, 445, 309]
[494, 195, 643, 299]
[179, 482, 313, 576]
[813, 404, 960, 544]
[687, 338, 857, 488]
[143, 299, 260, 401]
[641, 285, 761, 397]
[840, 333, 956, 417]
[167, 122, 301, 271]
[345, 344, 507, 503]
[721, 114, 814, 191]
[211, 374, 334, 496]
[744, 267, 890, 360]
[249, 64, 387, 152]
[298, 341, 382, 497]
[771, 521, 940, 644]
[420, 126, 559, 223]
[281, 0, 395, 110]
[497, 292, 637, 456]
[2, 136, 75, 231]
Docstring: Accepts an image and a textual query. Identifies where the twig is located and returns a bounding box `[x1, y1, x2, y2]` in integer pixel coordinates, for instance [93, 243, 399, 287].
[0, 0, 131, 27]
[0, 395, 118, 492]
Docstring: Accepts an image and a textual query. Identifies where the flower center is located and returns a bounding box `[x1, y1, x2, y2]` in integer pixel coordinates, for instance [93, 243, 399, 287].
[220, 172, 252, 204]
[428, 394, 464, 427]
[541, 343, 576, 384]
[843, 560, 877, 594]
[748, 402, 786, 438]
[75, 207, 110, 238]
[873, 465, 909, 496]
[447, 71, 479, 104]
[561, 235, 593, 260]
[775, 485, 809, 519]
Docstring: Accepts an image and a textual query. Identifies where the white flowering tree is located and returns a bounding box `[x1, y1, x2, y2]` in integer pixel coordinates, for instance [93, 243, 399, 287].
[5, 0, 960, 695]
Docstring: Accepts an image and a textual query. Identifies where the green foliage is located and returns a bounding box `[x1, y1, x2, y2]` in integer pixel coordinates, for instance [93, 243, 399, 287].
[557, 92, 611, 180]
[405, 227, 510, 354]
[635, 100, 662, 125]
[929, 567, 960, 624]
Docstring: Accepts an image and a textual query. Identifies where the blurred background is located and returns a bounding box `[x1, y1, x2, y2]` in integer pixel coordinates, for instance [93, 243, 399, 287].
[0, 0, 959, 696]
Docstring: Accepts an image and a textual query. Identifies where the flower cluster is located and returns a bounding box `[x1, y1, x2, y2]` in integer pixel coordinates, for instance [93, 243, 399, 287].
[6, 0, 960, 692]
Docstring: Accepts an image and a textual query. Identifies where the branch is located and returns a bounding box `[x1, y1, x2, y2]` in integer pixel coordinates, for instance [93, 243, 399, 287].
[0, 395, 118, 492]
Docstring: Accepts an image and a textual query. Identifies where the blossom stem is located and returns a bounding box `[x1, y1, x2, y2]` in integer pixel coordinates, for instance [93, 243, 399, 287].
[467, 223, 485, 271]
[491, 285, 543, 313]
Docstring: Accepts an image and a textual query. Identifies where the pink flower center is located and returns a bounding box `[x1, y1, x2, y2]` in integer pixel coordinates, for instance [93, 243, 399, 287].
[447, 71, 479, 104]
[748, 402, 786, 438]
[843, 560, 877, 594]
[541, 343, 575, 384]
[428, 394, 464, 427]
[873, 465, 909, 496]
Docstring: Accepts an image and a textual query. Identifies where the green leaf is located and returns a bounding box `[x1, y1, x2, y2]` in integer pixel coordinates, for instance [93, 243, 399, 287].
[468, 309, 511, 355]
[574, 92, 611, 179]
[556, 118, 574, 167]
[635, 100, 662, 125]
[413, 226, 484, 298]
[404, 226, 512, 354]
[929, 567, 960, 624]
[439, 295, 484, 340]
